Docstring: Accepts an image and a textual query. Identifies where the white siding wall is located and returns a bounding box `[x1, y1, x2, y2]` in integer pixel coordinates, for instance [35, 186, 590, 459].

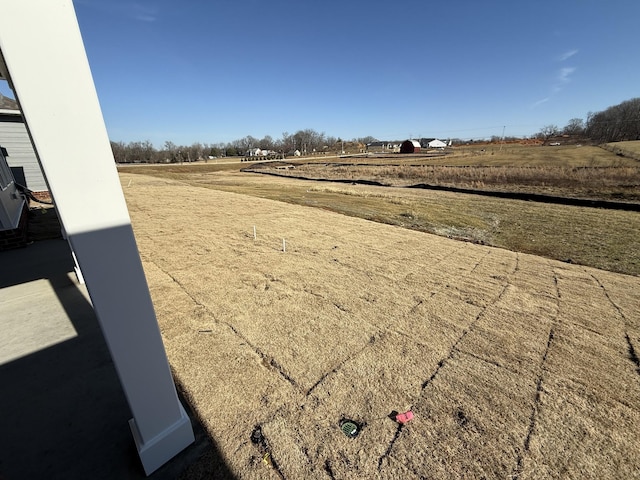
[0, 113, 47, 191]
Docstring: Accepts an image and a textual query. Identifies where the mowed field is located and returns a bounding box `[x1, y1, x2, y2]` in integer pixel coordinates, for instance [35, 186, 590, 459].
[119, 164, 640, 479]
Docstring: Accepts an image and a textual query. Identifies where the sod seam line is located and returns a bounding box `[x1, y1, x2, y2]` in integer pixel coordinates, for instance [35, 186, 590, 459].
[589, 271, 640, 378]
[147, 256, 303, 391]
[379, 262, 517, 470]
[512, 266, 561, 479]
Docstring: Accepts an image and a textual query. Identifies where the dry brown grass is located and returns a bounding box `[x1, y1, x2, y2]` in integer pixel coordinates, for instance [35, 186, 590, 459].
[602, 141, 640, 161]
[120, 172, 640, 479]
[447, 143, 629, 166]
[234, 143, 640, 203]
[146, 171, 639, 276]
[247, 162, 640, 202]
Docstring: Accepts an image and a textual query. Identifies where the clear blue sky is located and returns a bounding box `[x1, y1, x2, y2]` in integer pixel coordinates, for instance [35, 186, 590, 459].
[2, 0, 639, 147]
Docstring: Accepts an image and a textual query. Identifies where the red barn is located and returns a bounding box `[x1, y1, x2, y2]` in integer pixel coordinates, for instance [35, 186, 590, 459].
[400, 139, 421, 154]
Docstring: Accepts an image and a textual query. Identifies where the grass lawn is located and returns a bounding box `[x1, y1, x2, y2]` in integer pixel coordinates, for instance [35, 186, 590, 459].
[116, 171, 640, 479]
[121, 144, 640, 276]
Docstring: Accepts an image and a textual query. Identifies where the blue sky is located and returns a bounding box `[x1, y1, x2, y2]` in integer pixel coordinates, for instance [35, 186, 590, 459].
[2, 0, 639, 147]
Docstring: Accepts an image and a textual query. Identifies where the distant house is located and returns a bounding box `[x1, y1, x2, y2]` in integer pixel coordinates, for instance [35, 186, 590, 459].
[366, 141, 386, 152]
[0, 93, 48, 195]
[428, 139, 447, 149]
[419, 138, 435, 148]
[366, 141, 400, 153]
[400, 139, 421, 154]
[367, 141, 392, 153]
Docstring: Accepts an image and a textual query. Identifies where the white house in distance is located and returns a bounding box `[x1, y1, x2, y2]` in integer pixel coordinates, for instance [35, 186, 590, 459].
[246, 148, 278, 157]
[428, 139, 448, 149]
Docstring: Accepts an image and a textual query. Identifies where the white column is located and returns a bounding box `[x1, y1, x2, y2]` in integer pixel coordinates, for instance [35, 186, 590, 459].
[0, 1, 194, 475]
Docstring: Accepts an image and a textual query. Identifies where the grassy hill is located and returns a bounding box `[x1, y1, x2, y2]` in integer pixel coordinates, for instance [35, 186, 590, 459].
[119, 172, 640, 479]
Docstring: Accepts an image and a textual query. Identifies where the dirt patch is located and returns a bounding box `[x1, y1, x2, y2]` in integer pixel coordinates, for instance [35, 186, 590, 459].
[120, 172, 640, 479]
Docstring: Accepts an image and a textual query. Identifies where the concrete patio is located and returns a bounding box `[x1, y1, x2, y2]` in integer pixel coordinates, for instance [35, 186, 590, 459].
[0, 238, 227, 479]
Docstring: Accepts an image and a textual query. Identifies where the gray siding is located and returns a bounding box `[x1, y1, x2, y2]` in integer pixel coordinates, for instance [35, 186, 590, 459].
[0, 113, 47, 191]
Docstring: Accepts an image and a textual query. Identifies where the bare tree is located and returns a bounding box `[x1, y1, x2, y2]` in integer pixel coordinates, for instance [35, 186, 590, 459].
[354, 136, 377, 144]
[538, 124, 559, 141]
[185, 142, 204, 162]
[585, 98, 640, 142]
[110, 141, 127, 163]
[563, 118, 585, 136]
[260, 135, 274, 150]
[279, 131, 293, 153]
[292, 129, 326, 154]
[237, 135, 258, 153]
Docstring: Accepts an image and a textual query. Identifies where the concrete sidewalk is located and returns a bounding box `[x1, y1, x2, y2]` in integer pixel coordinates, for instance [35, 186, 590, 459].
[0, 239, 217, 479]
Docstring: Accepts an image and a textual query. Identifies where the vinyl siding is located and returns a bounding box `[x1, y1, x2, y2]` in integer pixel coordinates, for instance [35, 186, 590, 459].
[0, 114, 48, 191]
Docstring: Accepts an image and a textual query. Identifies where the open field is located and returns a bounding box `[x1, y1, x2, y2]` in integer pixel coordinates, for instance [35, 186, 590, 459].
[118, 171, 640, 479]
[447, 143, 623, 166]
[248, 163, 640, 202]
[121, 148, 640, 276]
[243, 145, 640, 203]
[602, 140, 640, 161]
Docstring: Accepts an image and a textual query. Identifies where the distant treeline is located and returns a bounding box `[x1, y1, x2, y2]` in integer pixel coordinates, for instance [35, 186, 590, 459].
[585, 98, 640, 143]
[111, 98, 640, 163]
[111, 130, 375, 164]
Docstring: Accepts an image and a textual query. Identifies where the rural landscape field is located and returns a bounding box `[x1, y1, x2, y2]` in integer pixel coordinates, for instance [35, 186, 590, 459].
[117, 143, 640, 479]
